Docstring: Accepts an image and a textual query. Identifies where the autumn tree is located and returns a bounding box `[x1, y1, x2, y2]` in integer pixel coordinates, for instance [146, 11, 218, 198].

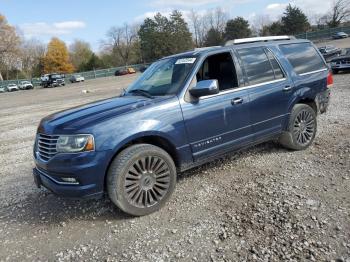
[69, 39, 93, 71]
[43, 37, 74, 73]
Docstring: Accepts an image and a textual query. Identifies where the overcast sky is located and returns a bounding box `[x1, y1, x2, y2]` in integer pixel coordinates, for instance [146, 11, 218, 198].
[0, 0, 333, 50]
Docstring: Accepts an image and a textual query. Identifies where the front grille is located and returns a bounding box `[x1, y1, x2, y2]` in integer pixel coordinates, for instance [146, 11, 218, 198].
[37, 134, 59, 161]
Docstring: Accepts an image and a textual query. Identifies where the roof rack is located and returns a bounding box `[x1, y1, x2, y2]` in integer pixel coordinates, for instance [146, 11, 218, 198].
[225, 35, 295, 46]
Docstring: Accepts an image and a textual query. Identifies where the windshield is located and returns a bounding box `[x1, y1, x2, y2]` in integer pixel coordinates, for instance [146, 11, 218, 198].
[126, 56, 197, 96]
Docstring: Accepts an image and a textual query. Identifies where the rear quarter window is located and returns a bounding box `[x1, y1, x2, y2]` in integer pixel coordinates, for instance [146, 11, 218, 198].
[279, 43, 326, 75]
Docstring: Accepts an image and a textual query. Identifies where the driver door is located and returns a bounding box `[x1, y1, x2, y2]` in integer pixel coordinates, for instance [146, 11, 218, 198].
[179, 51, 253, 162]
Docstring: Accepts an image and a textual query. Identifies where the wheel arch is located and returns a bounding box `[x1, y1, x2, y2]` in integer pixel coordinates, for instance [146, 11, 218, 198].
[103, 133, 179, 190]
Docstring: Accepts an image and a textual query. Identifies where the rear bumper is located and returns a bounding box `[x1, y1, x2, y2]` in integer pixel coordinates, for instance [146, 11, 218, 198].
[316, 89, 331, 114]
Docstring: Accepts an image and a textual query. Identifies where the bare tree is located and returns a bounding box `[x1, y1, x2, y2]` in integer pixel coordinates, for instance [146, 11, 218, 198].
[0, 14, 21, 80]
[189, 9, 201, 47]
[105, 23, 139, 66]
[327, 0, 350, 27]
[20, 38, 46, 78]
[251, 14, 271, 36]
[188, 8, 228, 47]
[205, 7, 228, 33]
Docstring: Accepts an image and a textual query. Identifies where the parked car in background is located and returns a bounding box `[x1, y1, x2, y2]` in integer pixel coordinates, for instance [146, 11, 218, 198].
[115, 67, 137, 76]
[330, 48, 350, 74]
[40, 73, 65, 88]
[332, 32, 348, 39]
[114, 68, 129, 76]
[69, 74, 85, 83]
[127, 67, 136, 74]
[33, 36, 332, 216]
[319, 45, 341, 61]
[139, 65, 149, 73]
[0, 86, 6, 93]
[19, 81, 34, 90]
[5, 83, 19, 92]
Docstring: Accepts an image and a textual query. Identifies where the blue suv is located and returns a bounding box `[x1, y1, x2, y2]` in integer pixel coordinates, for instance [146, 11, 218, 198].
[33, 36, 332, 216]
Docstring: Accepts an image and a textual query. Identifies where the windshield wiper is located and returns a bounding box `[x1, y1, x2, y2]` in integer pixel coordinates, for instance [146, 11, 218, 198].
[128, 89, 154, 98]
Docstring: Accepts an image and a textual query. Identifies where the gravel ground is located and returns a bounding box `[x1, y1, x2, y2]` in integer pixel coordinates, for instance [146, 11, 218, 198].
[0, 73, 349, 262]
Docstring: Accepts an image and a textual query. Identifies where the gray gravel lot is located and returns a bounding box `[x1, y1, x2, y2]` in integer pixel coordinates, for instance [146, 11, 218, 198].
[0, 73, 349, 261]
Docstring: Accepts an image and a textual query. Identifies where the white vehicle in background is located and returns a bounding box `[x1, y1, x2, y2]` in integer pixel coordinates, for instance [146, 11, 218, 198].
[0, 86, 6, 93]
[18, 81, 34, 90]
[5, 83, 19, 92]
[69, 74, 85, 83]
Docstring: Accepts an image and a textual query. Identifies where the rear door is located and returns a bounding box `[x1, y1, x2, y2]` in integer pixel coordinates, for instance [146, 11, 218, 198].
[236, 46, 294, 141]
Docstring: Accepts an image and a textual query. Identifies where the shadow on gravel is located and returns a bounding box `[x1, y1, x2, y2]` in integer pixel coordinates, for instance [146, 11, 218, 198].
[178, 140, 288, 181]
[1, 141, 287, 226]
[0, 192, 132, 226]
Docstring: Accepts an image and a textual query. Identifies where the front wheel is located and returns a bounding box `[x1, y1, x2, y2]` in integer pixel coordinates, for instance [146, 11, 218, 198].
[279, 104, 317, 150]
[107, 144, 177, 216]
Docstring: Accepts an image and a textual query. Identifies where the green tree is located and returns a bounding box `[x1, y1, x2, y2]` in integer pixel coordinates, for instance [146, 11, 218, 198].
[69, 40, 93, 72]
[81, 53, 104, 71]
[261, 21, 283, 36]
[169, 10, 193, 53]
[281, 4, 310, 35]
[224, 17, 251, 41]
[204, 28, 223, 46]
[138, 11, 193, 62]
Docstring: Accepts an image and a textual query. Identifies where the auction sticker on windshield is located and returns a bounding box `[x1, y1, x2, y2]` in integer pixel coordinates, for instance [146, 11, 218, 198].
[175, 58, 196, 64]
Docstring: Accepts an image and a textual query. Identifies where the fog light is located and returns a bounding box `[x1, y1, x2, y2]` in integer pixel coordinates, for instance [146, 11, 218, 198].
[61, 177, 78, 184]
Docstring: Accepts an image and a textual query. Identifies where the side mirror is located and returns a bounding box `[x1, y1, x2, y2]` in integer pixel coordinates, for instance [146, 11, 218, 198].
[189, 80, 219, 98]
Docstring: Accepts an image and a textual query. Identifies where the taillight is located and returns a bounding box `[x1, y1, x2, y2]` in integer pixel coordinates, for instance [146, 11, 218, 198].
[327, 71, 334, 88]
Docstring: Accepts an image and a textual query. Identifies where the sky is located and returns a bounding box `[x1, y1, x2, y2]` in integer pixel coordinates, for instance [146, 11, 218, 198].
[0, 0, 333, 51]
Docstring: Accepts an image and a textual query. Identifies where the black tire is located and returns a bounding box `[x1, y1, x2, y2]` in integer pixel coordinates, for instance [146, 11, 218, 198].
[107, 144, 177, 216]
[332, 69, 339, 74]
[279, 104, 317, 150]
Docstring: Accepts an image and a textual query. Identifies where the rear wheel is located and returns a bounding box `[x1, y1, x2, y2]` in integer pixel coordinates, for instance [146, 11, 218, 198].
[107, 144, 177, 216]
[332, 69, 339, 74]
[279, 104, 317, 150]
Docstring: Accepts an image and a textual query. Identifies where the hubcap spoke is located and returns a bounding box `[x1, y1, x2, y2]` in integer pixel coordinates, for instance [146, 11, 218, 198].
[124, 155, 170, 208]
[294, 109, 315, 146]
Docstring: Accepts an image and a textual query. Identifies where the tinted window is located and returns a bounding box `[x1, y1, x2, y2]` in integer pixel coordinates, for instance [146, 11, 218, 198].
[280, 43, 326, 74]
[196, 52, 238, 91]
[265, 49, 284, 79]
[237, 47, 275, 85]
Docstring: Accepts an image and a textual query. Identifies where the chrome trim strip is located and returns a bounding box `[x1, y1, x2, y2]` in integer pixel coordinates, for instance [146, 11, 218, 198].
[299, 68, 328, 76]
[198, 78, 286, 100]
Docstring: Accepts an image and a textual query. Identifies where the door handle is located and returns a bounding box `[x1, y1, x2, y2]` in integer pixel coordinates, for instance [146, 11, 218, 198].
[231, 98, 243, 105]
[283, 85, 292, 92]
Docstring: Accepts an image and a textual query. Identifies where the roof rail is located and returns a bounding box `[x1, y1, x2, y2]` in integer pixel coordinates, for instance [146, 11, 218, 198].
[225, 35, 295, 46]
[194, 46, 221, 52]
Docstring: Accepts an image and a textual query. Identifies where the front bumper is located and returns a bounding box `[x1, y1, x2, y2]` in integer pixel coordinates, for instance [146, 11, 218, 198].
[33, 150, 111, 199]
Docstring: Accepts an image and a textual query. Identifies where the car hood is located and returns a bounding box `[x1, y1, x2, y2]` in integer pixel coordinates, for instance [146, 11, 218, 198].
[38, 95, 172, 133]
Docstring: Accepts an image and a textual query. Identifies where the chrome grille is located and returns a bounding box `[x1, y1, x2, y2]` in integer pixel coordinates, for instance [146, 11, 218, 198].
[37, 134, 59, 161]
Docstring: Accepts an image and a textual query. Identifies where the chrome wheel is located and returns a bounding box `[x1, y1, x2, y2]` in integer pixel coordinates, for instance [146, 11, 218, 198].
[124, 156, 171, 208]
[293, 109, 315, 146]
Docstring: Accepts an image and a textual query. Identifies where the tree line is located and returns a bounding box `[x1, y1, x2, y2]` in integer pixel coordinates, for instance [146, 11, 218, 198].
[0, 0, 349, 80]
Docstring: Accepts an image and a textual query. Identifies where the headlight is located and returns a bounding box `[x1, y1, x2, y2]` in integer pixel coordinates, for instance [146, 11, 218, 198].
[56, 134, 94, 153]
